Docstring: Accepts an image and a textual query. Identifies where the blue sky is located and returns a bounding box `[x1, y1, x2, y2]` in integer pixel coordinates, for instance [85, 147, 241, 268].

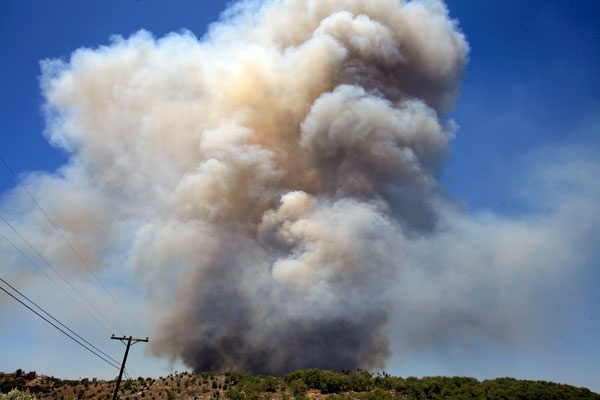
[443, 0, 599, 212]
[1, 0, 599, 393]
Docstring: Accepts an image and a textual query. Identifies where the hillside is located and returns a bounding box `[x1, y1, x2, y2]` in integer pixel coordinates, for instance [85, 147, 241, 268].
[1, 369, 598, 400]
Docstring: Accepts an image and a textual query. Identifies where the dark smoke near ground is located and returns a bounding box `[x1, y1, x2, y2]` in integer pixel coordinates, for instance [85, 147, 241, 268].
[2, 0, 599, 377]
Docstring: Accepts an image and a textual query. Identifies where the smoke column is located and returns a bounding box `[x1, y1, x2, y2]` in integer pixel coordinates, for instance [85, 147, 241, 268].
[29, 0, 467, 374]
[2, 0, 598, 377]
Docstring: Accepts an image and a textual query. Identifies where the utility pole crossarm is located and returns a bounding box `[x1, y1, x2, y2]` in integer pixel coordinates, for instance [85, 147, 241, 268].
[111, 335, 149, 400]
[111, 335, 149, 343]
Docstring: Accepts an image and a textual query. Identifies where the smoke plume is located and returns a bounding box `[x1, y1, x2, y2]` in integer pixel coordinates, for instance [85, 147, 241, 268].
[1, 0, 598, 377]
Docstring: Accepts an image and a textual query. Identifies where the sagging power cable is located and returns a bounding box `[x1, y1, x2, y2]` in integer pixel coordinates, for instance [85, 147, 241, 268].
[0, 277, 120, 370]
[0, 213, 120, 334]
[0, 154, 144, 335]
[0, 229, 115, 335]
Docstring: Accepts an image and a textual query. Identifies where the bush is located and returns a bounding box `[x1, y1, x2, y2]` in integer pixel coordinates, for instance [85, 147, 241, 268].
[288, 379, 308, 396]
[358, 388, 391, 400]
[284, 370, 349, 394]
[0, 389, 38, 400]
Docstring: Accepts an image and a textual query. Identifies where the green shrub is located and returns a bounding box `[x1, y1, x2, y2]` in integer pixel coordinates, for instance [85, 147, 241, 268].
[0, 388, 38, 400]
[284, 370, 349, 394]
[288, 379, 308, 396]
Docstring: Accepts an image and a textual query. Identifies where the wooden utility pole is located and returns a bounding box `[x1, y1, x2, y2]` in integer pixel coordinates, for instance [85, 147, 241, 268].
[111, 335, 148, 400]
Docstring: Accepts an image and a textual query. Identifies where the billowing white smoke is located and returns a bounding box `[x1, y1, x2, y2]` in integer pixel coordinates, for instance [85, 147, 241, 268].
[1, 0, 598, 376]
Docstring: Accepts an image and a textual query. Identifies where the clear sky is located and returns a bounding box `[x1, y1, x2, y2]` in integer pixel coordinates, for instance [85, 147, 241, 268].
[1, 0, 599, 393]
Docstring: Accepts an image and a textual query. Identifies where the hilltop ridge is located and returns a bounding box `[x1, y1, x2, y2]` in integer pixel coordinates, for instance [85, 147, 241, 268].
[1, 369, 599, 399]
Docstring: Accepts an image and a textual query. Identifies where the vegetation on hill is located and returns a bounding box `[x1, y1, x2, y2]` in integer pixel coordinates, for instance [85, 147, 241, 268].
[0, 388, 38, 400]
[1, 369, 598, 400]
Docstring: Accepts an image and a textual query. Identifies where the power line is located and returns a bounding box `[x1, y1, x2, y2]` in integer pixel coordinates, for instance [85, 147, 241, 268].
[0, 213, 121, 334]
[0, 277, 121, 367]
[0, 278, 120, 370]
[0, 153, 145, 335]
[0, 229, 115, 335]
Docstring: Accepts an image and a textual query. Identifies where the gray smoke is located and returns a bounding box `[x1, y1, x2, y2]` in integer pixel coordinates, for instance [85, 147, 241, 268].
[2, 0, 597, 377]
[35, 0, 468, 374]
[137, 0, 467, 374]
